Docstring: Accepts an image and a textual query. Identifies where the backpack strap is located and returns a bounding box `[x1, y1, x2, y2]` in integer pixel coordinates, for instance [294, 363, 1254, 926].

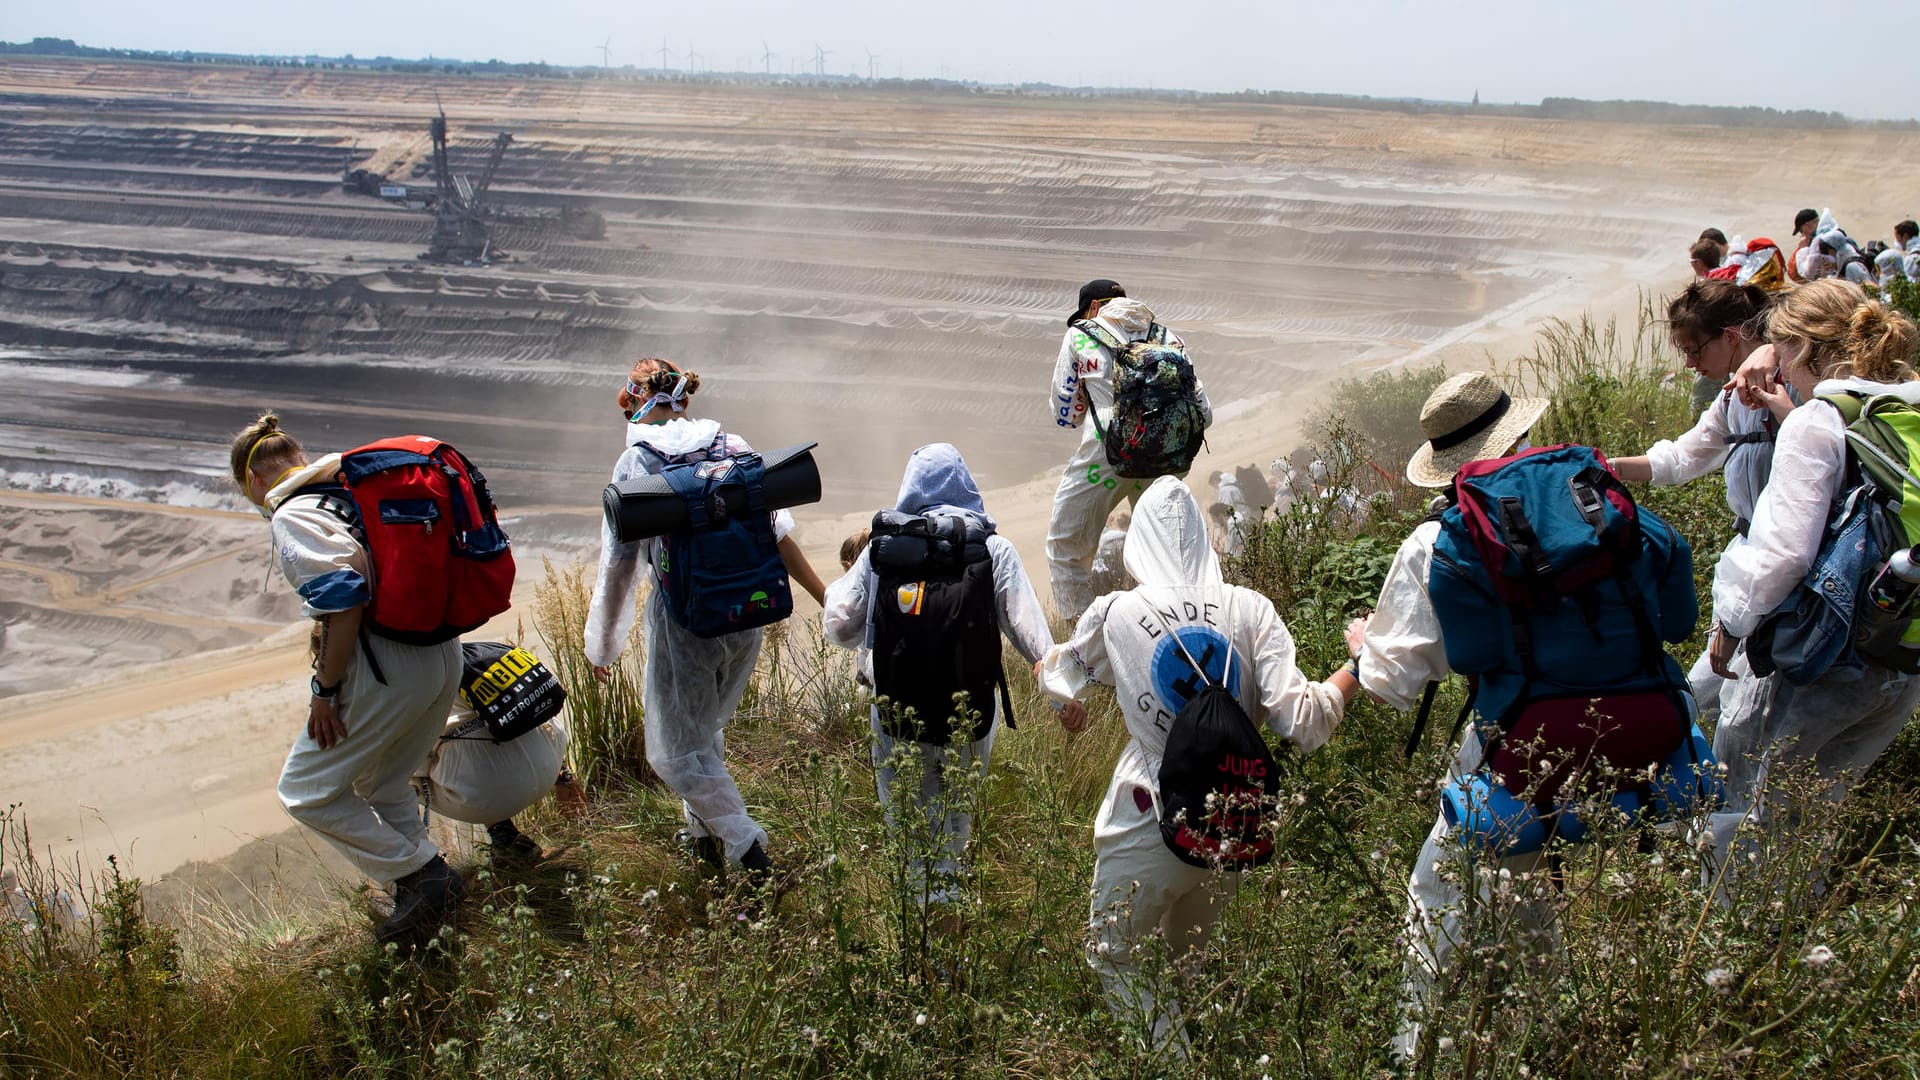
[1146, 598, 1226, 694]
[1071, 318, 1128, 440]
[1403, 681, 1440, 761]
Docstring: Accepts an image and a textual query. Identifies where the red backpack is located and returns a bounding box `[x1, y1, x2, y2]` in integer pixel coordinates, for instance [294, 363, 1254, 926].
[306, 436, 515, 645]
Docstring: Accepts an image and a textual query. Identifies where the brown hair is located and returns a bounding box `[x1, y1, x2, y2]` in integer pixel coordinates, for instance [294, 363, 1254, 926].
[1689, 238, 1720, 268]
[228, 411, 304, 490]
[1667, 278, 1770, 346]
[839, 527, 870, 570]
[617, 356, 702, 417]
[1769, 279, 1920, 383]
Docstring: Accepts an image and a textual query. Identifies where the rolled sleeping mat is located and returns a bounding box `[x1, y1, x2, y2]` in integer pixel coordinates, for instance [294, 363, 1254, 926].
[602, 441, 822, 543]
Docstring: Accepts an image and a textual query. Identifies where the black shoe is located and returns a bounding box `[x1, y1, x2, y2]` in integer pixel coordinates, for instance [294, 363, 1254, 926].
[376, 855, 468, 953]
[737, 841, 783, 917]
[675, 829, 726, 873]
[486, 822, 545, 871]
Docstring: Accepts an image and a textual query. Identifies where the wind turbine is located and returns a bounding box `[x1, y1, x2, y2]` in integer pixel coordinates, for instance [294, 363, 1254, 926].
[812, 43, 831, 77]
[761, 40, 775, 75]
[865, 49, 880, 80]
[656, 35, 674, 71]
[596, 36, 611, 70]
[686, 44, 700, 73]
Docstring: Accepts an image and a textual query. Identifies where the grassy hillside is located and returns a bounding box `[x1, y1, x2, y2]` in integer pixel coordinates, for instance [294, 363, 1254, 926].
[5, 307, 1919, 1078]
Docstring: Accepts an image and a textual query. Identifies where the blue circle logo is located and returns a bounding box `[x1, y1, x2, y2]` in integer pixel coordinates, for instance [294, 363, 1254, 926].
[1150, 625, 1239, 712]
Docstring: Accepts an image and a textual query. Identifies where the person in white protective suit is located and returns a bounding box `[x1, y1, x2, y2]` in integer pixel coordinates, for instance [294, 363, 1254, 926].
[1707, 279, 1920, 900]
[1875, 220, 1920, 288]
[414, 686, 571, 869]
[1610, 280, 1778, 744]
[821, 443, 1070, 917]
[1344, 372, 1563, 1066]
[1045, 281, 1213, 619]
[585, 357, 828, 886]
[228, 413, 467, 948]
[1794, 209, 1873, 285]
[1039, 476, 1357, 1058]
[1090, 511, 1134, 598]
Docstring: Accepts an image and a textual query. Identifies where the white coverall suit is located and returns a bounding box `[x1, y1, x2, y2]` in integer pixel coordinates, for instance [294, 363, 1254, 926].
[822, 443, 1055, 906]
[1706, 377, 1920, 896]
[1042, 476, 1345, 1055]
[266, 455, 462, 885]
[1357, 519, 1561, 1064]
[585, 417, 796, 865]
[1045, 298, 1212, 620]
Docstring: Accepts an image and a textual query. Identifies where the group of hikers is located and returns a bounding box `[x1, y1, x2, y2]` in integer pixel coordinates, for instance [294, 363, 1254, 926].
[1689, 211, 1920, 299]
[227, 259, 1920, 1064]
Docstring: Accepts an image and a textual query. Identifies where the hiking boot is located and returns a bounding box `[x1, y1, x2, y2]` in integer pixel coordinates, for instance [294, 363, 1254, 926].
[736, 841, 787, 919]
[486, 821, 545, 871]
[675, 829, 726, 874]
[376, 855, 468, 953]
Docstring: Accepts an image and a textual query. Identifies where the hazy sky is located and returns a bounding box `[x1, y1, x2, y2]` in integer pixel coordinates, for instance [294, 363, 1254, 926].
[10, 1, 1919, 120]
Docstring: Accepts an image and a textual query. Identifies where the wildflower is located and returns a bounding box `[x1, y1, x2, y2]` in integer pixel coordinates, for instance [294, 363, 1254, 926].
[1437, 1036, 1455, 1053]
[1703, 967, 1734, 991]
[1256, 1054, 1271, 1066]
[915, 1012, 928, 1027]
[1805, 944, 1835, 967]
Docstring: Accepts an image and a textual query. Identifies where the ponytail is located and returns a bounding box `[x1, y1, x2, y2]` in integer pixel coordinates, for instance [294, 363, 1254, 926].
[1836, 301, 1919, 383]
[617, 357, 703, 418]
[228, 411, 303, 490]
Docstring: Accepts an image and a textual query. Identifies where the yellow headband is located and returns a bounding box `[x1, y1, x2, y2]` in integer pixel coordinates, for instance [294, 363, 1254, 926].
[243, 431, 282, 480]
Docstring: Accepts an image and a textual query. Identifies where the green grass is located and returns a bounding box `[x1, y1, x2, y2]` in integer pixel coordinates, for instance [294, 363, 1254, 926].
[5, 306, 1920, 1077]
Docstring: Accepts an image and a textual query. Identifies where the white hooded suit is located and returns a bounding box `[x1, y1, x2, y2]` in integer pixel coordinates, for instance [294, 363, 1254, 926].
[585, 416, 796, 865]
[1041, 476, 1345, 1053]
[1045, 299, 1212, 619]
[822, 444, 1054, 906]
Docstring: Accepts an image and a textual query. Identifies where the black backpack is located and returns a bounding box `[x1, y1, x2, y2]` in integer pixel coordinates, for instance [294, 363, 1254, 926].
[449, 641, 567, 744]
[867, 510, 1014, 745]
[1071, 318, 1209, 480]
[1151, 607, 1279, 870]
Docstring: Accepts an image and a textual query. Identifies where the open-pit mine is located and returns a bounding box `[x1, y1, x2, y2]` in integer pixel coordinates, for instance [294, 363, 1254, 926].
[5, 57, 1919, 888]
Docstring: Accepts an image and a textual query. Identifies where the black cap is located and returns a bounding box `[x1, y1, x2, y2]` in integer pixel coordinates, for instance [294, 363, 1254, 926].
[1070, 279, 1125, 324]
[1794, 208, 1819, 232]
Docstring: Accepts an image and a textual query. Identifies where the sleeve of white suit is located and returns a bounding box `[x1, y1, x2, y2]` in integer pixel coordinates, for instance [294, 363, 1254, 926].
[1049, 330, 1085, 429]
[1357, 522, 1453, 711]
[820, 549, 872, 652]
[1041, 593, 1116, 702]
[1246, 593, 1345, 754]
[1644, 395, 1733, 487]
[989, 536, 1055, 666]
[1712, 401, 1847, 637]
[270, 500, 371, 618]
[584, 447, 650, 669]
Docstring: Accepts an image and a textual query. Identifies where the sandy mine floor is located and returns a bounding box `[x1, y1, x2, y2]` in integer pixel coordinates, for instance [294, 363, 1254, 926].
[3, 57, 1918, 915]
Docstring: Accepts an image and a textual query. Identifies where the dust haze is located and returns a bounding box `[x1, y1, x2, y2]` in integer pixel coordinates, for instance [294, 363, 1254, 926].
[5, 57, 1920, 886]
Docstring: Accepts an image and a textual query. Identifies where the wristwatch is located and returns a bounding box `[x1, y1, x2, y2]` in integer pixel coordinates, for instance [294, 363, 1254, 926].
[311, 675, 342, 700]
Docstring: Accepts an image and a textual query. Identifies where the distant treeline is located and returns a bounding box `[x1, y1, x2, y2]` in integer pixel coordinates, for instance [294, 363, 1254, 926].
[1222, 88, 1905, 130]
[4, 36, 1912, 130]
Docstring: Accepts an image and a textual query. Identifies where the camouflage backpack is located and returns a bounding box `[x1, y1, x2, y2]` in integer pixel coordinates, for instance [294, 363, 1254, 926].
[1071, 318, 1209, 480]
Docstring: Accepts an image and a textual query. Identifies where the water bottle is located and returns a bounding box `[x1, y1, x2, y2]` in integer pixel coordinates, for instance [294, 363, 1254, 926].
[1867, 546, 1920, 614]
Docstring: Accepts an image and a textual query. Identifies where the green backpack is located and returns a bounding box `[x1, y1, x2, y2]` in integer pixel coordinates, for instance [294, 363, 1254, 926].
[1825, 390, 1920, 671]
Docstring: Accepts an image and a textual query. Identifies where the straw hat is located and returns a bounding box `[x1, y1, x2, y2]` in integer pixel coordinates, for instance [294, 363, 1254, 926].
[1405, 372, 1549, 488]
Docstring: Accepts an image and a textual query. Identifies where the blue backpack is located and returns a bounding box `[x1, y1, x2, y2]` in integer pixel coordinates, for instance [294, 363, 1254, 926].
[639, 433, 793, 639]
[1420, 445, 1705, 823]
